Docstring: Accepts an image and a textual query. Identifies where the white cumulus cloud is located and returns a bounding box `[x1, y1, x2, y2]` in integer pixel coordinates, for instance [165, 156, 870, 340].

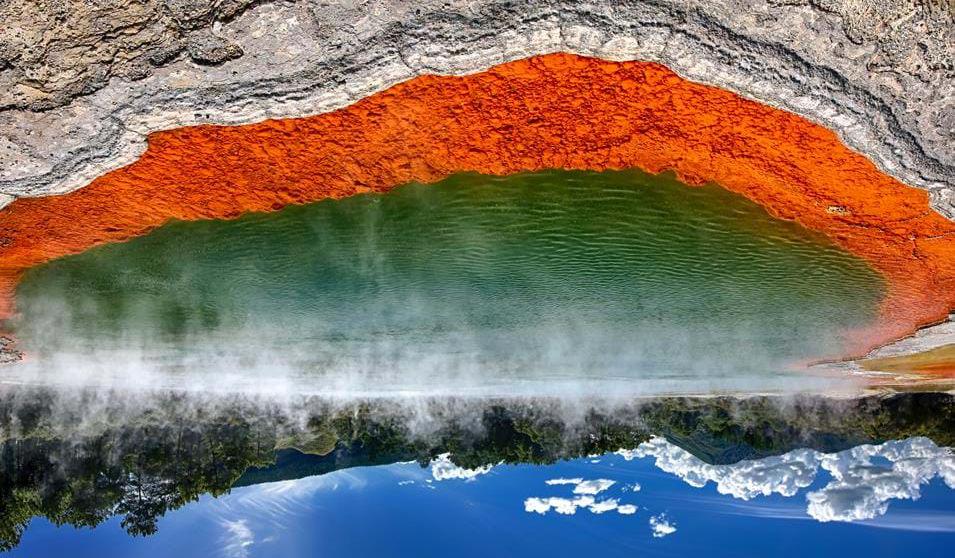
[545, 478, 584, 486]
[544, 477, 615, 495]
[429, 453, 495, 482]
[649, 514, 677, 538]
[573, 479, 616, 495]
[626, 437, 818, 500]
[617, 504, 638, 515]
[526, 478, 633, 516]
[588, 498, 622, 514]
[525, 495, 596, 515]
[525, 495, 633, 515]
[618, 436, 955, 523]
[806, 437, 955, 522]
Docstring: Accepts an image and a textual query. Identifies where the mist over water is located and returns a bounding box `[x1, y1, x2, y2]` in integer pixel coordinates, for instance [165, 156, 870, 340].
[5, 169, 884, 395]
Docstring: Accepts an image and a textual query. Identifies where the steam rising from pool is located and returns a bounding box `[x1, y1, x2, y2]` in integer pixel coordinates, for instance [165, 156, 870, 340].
[4, 170, 885, 396]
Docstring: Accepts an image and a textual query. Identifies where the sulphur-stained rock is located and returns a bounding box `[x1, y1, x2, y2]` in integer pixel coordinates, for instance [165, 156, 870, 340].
[0, 0, 952, 218]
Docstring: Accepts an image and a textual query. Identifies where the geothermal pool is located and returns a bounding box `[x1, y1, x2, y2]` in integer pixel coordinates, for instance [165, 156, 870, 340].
[3, 3, 954, 553]
[7, 169, 884, 394]
[1, 158, 948, 558]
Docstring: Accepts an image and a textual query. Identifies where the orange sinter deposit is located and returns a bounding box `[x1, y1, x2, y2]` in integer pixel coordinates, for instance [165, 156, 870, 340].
[1, 53, 954, 360]
[862, 345, 955, 379]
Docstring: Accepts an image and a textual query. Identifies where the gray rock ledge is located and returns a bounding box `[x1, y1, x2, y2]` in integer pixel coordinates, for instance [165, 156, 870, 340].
[0, 0, 952, 218]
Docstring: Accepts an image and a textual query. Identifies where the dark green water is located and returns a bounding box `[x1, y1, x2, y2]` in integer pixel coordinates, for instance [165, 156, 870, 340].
[11, 169, 885, 394]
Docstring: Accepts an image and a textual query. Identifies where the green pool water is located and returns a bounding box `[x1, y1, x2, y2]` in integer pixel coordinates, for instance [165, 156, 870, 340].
[11, 169, 885, 394]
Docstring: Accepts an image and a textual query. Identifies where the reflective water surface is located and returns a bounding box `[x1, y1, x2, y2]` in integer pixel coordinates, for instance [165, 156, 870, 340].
[0, 388, 952, 556]
[1, 169, 947, 556]
[8, 170, 884, 395]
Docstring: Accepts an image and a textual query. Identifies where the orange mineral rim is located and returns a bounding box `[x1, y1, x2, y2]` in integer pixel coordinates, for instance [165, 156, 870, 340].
[1, 53, 953, 363]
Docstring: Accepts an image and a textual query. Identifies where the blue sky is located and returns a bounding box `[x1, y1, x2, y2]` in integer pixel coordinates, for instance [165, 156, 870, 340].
[9, 440, 955, 558]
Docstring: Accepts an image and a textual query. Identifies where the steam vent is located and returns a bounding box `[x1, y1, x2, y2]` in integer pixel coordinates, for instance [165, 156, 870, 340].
[1, 1, 954, 556]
